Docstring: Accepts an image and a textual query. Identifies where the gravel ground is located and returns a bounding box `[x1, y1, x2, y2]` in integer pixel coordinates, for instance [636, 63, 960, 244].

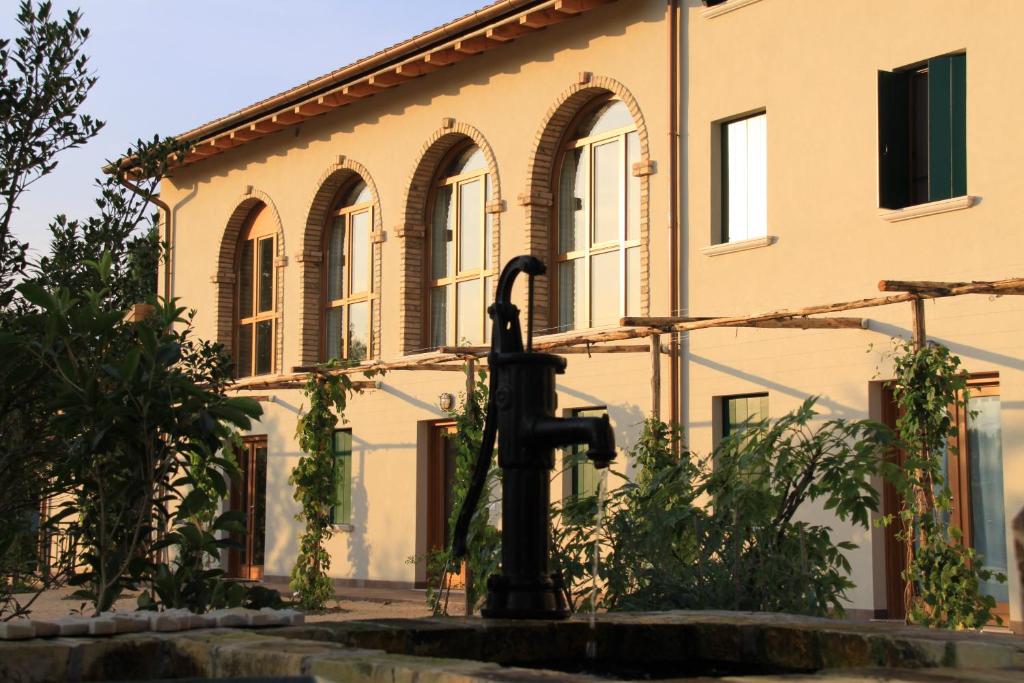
[12, 586, 451, 622]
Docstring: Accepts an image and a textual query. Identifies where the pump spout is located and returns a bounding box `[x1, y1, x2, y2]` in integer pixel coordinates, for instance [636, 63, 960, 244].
[525, 414, 616, 469]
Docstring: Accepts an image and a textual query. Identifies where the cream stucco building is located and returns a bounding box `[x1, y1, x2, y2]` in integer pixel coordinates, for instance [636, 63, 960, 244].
[153, 0, 1023, 631]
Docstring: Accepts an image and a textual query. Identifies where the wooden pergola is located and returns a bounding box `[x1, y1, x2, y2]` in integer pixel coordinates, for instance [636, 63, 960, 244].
[229, 277, 1024, 419]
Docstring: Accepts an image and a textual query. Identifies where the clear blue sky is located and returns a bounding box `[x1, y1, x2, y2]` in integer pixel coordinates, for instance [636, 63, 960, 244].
[0, 0, 486, 257]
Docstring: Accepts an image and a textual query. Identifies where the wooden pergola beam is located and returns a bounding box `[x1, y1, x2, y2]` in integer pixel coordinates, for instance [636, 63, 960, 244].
[621, 277, 1024, 336]
[879, 279, 1024, 296]
[438, 344, 650, 356]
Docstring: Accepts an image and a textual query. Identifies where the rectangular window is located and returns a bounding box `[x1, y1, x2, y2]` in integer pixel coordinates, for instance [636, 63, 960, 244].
[564, 407, 606, 500]
[331, 429, 353, 526]
[721, 112, 767, 244]
[878, 53, 966, 209]
[721, 393, 769, 440]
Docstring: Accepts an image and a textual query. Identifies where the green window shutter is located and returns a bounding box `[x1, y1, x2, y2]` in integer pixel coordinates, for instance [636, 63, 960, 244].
[331, 430, 352, 525]
[878, 69, 911, 209]
[928, 54, 967, 201]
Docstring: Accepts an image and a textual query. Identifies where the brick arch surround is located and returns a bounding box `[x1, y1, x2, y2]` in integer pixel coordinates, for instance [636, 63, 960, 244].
[396, 121, 503, 355]
[212, 188, 287, 374]
[521, 76, 653, 328]
[297, 157, 384, 366]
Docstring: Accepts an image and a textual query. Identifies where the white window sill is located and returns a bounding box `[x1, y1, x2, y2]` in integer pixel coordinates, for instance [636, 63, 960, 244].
[879, 195, 976, 223]
[702, 0, 764, 19]
[701, 235, 776, 257]
[330, 523, 354, 533]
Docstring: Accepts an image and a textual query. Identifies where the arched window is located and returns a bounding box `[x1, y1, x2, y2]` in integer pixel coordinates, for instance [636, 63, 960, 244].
[555, 98, 641, 332]
[323, 180, 373, 363]
[236, 205, 277, 378]
[427, 144, 493, 348]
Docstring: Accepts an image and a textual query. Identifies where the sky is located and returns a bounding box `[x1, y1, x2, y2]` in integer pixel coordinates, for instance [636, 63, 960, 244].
[0, 0, 486, 258]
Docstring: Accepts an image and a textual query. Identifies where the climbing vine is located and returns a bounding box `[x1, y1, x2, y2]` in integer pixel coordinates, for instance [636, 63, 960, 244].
[423, 367, 501, 615]
[290, 365, 360, 611]
[882, 340, 1005, 629]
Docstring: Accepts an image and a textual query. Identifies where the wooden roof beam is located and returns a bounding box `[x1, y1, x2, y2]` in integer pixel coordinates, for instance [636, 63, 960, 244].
[369, 70, 414, 87]
[555, 0, 615, 13]
[521, 8, 571, 28]
[272, 111, 305, 126]
[251, 118, 285, 134]
[343, 81, 387, 98]
[294, 101, 332, 117]
[230, 127, 262, 142]
[455, 35, 504, 55]
[397, 59, 445, 77]
[425, 47, 470, 67]
[487, 22, 538, 42]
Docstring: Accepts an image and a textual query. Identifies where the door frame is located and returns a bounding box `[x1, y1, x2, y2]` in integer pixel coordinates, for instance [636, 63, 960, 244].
[228, 435, 268, 580]
[426, 421, 465, 589]
[881, 374, 1008, 622]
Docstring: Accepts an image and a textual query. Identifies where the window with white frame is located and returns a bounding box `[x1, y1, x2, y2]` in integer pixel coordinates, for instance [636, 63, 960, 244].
[720, 112, 767, 244]
[555, 98, 641, 332]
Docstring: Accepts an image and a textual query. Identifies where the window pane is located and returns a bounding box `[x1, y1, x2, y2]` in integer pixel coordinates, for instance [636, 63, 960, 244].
[332, 430, 352, 526]
[449, 145, 485, 175]
[255, 319, 273, 375]
[593, 140, 621, 245]
[484, 175, 493, 270]
[580, 100, 633, 138]
[324, 307, 343, 361]
[258, 237, 274, 313]
[626, 131, 640, 241]
[726, 118, 749, 242]
[431, 186, 453, 280]
[237, 323, 253, 378]
[967, 395, 1008, 603]
[430, 285, 450, 347]
[558, 148, 587, 254]
[626, 246, 641, 317]
[590, 250, 620, 328]
[725, 114, 767, 243]
[345, 181, 370, 206]
[458, 178, 483, 273]
[557, 259, 585, 332]
[327, 218, 345, 301]
[745, 114, 767, 239]
[238, 239, 254, 319]
[347, 300, 369, 363]
[252, 446, 267, 566]
[456, 278, 483, 345]
[483, 276, 492, 343]
[350, 210, 370, 294]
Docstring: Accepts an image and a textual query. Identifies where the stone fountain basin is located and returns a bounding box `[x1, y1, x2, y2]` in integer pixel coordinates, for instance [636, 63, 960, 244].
[1, 611, 1021, 682]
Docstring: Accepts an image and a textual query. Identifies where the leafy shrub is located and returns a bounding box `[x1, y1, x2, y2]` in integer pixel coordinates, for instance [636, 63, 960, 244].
[553, 399, 893, 617]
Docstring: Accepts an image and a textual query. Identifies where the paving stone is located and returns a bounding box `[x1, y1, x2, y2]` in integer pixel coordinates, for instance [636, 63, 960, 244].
[87, 616, 118, 636]
[99, 611, 150, 634]
[30, 619, 60, 638]
[209, 607, 250, 627]
[51, 617, 90, 637]
[0, 618, 35, 640]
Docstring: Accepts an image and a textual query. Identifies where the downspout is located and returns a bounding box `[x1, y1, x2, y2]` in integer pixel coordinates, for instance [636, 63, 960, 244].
[117, 174, 172, 302]
[667, 0, 682, 428]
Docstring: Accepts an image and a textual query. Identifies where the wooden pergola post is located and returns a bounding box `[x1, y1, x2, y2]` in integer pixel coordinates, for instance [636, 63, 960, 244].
[911, 297, 927, 350]
[650, 333, 661, 420]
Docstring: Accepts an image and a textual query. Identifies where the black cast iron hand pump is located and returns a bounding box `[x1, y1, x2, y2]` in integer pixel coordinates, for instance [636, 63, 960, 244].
[451, 255, 615, 619]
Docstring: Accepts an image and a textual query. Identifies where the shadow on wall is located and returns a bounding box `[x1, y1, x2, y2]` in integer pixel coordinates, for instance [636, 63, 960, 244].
[347, 447, 371, 581]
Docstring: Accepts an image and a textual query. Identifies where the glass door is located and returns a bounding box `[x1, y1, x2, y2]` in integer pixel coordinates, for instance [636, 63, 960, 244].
[428, 422, 465, 589]
[228, 436, 268, 580]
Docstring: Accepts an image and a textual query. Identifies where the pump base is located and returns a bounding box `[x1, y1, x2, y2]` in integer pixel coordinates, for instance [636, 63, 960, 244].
[480, 573, 571, 620]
